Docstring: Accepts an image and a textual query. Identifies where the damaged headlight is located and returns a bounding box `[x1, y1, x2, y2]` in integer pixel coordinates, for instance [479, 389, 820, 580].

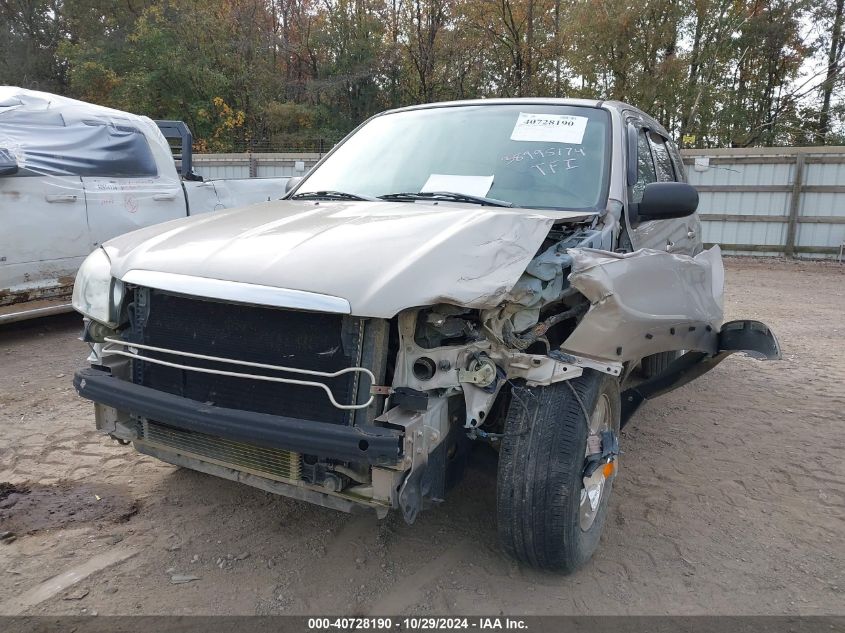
[71, 248, 124, 327]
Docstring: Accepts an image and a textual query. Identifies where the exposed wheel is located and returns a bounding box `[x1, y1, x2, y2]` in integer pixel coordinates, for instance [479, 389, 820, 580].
[496, 370, 620, 572]
[640, 350, 680, 379]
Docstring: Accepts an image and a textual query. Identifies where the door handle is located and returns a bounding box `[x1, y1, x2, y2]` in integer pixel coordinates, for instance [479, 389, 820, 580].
[46, 194, 78, 203]
[153, 193, 178, 201]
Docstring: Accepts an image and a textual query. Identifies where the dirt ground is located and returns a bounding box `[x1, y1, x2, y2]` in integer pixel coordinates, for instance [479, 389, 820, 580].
[0, 257, 842, 616]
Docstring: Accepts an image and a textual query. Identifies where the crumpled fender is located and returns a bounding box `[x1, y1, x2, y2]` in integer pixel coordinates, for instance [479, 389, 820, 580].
[561, 246, 725, 362]
[621, 319, 781, 425]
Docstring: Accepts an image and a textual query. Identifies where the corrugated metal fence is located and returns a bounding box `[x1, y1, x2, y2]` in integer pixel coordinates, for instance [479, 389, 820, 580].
[194, 147, 845, 260]
[685, 147, 845, 259]
[193, 153, 322, 180]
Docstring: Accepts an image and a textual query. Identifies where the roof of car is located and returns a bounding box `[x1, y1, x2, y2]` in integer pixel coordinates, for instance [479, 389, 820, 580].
[387, 97, 604, 113]
[383, 97, 668, 137]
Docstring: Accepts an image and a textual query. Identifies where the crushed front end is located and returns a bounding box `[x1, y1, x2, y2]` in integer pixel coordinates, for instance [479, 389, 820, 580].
[73, 214, 779, 524]
[75, 285, 409, 517]
[71, 219, 614, 522]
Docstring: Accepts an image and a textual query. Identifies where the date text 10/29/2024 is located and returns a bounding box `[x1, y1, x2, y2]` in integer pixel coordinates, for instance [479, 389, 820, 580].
[308, 617, 529, 630]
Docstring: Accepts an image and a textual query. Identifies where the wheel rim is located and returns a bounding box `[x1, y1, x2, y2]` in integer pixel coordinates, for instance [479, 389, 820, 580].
[579, 393, 613, 532]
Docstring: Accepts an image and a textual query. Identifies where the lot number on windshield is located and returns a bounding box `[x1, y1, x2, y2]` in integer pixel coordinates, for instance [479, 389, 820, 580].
[510, 112, 588, 144]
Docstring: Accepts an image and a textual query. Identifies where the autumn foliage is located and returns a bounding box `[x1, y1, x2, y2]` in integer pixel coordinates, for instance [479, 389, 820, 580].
[1, 0, 842, 150]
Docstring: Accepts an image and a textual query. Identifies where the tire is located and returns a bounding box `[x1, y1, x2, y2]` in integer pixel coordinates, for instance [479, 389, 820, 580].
[640, 350, 680, 379]
[496, 370, 620, 572]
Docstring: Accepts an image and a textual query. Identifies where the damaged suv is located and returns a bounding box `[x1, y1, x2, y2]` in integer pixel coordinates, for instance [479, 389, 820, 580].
[72, 99, 780, 572]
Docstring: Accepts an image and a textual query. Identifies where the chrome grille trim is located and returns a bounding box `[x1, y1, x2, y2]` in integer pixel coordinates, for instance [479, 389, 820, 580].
[103, 337, 375, 410]
[120, 270, 351, 314]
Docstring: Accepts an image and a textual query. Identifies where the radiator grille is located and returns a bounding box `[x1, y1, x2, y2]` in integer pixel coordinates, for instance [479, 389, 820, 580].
[141, 420, 301, 481]
[130, 289, 362, 425]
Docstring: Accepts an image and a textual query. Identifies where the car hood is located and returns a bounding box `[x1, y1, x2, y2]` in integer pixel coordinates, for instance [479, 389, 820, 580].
[104, 199, 587, 317]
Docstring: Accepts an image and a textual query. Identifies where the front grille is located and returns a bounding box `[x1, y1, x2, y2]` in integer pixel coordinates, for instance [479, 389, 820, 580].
[141, 420, 301, 481]
[129, 289, 364, 425]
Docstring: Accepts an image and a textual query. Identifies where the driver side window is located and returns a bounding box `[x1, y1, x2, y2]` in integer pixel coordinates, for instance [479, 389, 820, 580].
[631, 128, 656, 203]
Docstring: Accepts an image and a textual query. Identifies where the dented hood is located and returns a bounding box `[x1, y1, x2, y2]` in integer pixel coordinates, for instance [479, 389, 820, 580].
[104, 199, 572, 317]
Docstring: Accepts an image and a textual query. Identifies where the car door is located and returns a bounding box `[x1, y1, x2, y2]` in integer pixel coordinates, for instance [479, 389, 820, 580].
[625, 124, 697, 255]
[82, 125, 186, 248]
[0, 172, 89, 305]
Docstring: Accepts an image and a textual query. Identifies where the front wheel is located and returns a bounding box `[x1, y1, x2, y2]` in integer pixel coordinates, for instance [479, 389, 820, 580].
[496, 370, 620, 572]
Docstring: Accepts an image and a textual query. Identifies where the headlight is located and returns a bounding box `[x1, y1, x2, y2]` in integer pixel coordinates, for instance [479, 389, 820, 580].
[72, 248, 124, 327]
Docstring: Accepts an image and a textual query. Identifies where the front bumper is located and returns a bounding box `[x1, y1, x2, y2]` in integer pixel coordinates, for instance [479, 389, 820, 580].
[73, 368, 403, 465]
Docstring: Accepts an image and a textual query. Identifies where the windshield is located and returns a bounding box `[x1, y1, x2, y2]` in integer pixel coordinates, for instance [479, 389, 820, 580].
[295, 104, 610, 211]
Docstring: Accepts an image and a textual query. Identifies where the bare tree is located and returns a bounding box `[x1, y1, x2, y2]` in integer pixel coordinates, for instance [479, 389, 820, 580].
[818, 0, 844, 143]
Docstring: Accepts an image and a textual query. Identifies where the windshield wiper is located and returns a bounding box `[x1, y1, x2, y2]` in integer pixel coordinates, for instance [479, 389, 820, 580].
[378, 191, 514, 208]
[291, 190, 374, 201]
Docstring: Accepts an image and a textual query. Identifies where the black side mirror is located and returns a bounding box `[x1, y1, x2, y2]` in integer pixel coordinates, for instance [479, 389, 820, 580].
[635, 182, 698, 221]
[0, 148, 18, 176]
[284, 176, 302, 195]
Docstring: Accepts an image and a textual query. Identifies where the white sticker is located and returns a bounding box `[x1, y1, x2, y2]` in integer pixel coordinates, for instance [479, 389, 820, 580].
[510, 112, 589, 144]
[420, 174, 494, 197]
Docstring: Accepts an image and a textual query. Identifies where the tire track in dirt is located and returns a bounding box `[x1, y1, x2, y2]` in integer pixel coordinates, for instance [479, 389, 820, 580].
[0, 548, 137, 615]
[365, 544, 472, 615]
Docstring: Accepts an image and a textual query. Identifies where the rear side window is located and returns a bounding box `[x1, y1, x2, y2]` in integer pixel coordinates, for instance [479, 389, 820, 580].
[0, 110, 158, 178]
[648, 133, 676, 182]
[666, 139, 687, 182]
[631, 129, 656, 203]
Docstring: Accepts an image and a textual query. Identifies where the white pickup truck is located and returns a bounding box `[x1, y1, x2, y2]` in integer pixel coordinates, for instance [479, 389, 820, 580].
[0, 87, 288, 324]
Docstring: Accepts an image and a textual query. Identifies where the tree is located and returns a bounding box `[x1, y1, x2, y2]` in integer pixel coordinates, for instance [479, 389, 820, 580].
[1, 0, 840, 149]
[817, 0, 844, 143]
[0, 0, 67, 92]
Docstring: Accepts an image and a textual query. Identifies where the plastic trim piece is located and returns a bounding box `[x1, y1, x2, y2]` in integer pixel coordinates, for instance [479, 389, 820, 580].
[120, 270, 351, 314]
[621, 320, 781, 426]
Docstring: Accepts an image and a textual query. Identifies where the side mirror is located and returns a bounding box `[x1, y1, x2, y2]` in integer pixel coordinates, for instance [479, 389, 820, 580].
[636, 182, 698, 221]
[0, 148, 19, 176]
[284, 176, 302, 195]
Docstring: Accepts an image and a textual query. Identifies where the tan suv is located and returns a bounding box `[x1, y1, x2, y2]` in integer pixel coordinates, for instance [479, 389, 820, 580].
[72, 99, 780, 572]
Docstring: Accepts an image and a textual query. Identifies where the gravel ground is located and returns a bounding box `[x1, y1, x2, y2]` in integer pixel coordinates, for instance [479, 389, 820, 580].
[0, 257, 842, 616]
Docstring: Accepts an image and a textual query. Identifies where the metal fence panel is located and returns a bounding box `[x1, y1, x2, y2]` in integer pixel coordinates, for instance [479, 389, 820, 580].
[192, 158, 250, 179]
[193, 153, 321, 181]
[684, 148, 845, 259]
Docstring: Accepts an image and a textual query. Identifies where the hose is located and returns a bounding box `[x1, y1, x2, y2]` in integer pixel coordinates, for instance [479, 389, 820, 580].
[503, 303, 589, 351]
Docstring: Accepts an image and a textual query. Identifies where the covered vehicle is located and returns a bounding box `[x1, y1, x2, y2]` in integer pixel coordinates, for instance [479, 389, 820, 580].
[0, 87, 287, 324]
[71, 99, 780, 572]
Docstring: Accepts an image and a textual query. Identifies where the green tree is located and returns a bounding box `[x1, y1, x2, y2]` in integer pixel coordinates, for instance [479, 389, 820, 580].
[1, 0, 840, 149]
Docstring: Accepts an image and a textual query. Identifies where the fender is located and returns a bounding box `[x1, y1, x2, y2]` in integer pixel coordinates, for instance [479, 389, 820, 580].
[621, 320, 781, 426]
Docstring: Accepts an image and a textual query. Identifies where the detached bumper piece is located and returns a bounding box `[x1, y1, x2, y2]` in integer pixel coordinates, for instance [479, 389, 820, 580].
[73, 368, 403, 465]
[621, 319, 782, 426]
